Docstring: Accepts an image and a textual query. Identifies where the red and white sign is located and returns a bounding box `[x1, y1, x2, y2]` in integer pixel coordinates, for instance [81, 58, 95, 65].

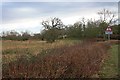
[106, 26, 112, 32]
[105, 26, 113, 34]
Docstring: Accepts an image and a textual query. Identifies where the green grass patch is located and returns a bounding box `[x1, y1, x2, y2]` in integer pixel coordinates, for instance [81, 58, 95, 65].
[99, 44, 118, 78]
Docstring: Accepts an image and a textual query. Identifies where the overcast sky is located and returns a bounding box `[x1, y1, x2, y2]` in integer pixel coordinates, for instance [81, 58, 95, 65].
[0, 1, 118, 34]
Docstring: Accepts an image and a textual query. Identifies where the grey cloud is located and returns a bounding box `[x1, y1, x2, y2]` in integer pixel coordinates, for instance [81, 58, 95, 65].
[2, 2, 117, 23]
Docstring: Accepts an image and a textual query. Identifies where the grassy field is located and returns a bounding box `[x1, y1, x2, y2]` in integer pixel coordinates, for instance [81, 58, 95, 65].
[2, 40, 80, 63]
[2, 40, 119, 78]
[99, 44, 118, 78]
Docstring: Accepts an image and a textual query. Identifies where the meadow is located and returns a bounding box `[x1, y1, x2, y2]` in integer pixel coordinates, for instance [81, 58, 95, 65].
[2, 40, 80, 63]
[2, 39, 119, 78]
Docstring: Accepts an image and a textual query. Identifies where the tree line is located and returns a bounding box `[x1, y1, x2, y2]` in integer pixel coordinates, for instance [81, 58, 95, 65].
[1, 9, 120, 42]
[41, 17, 119, 42]
[1, 30, 44, 41]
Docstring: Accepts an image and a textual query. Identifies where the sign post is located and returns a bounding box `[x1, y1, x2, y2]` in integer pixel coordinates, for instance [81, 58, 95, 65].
[105, 26, 112, 40]
[108, 34, 110, 40]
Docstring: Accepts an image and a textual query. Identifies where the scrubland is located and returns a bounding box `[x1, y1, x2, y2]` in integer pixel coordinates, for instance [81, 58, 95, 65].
[2, 40, 119, 78]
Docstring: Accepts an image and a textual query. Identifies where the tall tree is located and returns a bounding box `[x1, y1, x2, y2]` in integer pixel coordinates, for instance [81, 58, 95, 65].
[84, 19, 99, 38]
[66, 22, 83, 39]
[97, 8, 116, 25]
[41, 17, 64, 43]
[97, 9, 117, 39]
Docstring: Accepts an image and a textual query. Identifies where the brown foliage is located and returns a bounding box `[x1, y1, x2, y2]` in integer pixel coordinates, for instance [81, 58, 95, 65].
[2, 41, 110, 78]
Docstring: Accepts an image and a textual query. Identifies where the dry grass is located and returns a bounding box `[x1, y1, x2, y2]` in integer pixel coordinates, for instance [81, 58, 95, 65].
[2, 40, 80, 63]
[2, 40, 79, 51]
[2, 40, 111, 78]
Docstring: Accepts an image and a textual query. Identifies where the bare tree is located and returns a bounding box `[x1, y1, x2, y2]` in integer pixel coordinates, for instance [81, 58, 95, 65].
[98, 8, 116, 25]
[42, 17, 63, 30]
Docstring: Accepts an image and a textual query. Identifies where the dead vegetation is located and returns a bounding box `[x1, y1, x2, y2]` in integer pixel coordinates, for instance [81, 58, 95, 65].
[2, 41, 111, 78]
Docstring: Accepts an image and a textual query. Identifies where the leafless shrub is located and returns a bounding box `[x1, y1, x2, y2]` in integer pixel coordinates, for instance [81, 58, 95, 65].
[2, 41, 110, 78]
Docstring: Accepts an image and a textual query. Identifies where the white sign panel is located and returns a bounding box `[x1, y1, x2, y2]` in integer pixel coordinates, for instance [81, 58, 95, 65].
[105, 31, 113, 34]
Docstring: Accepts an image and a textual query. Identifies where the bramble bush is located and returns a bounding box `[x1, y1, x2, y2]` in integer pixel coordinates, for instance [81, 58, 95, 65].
[2, 41, 110, 78]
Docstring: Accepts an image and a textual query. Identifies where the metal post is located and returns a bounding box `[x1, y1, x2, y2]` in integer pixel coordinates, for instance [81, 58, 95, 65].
[108, 34, 110, 40]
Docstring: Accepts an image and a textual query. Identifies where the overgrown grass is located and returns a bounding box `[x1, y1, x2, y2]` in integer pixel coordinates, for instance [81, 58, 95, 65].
[2, 40, 80, 63]
[2, 41, 110, 78]
[2, 40, 80, 51]
[99, 44, 118, 78]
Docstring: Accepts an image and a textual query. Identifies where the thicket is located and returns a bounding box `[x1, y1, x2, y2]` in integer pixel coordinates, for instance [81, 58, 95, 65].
[2, 41, 110, 78]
